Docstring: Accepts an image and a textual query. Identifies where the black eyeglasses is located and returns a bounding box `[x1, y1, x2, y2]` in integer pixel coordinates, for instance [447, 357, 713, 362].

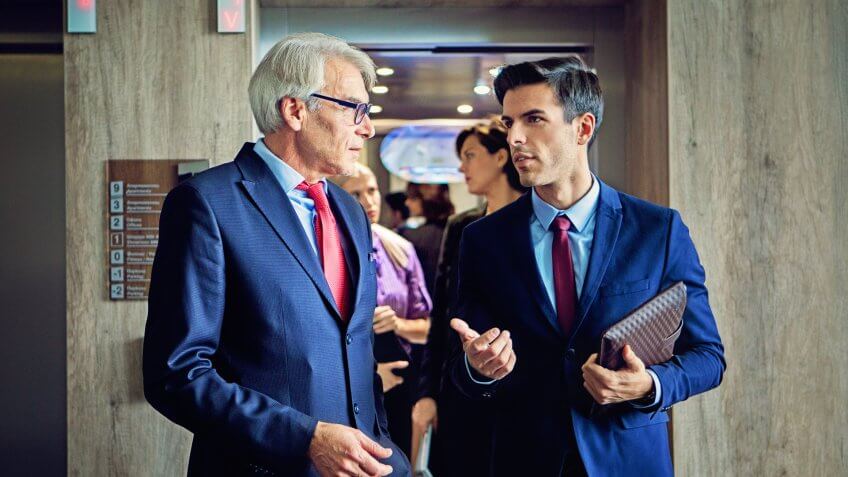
[310, 93, 372, 125]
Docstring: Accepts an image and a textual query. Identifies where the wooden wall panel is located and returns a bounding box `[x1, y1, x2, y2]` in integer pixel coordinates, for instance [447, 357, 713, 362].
[65, 1, 254, 475]
[668, 1, 847, 475]
[625, 0, 668, 205]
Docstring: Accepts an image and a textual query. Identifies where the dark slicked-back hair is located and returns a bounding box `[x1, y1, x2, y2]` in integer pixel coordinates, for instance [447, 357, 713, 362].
[493, 56, 604, 147]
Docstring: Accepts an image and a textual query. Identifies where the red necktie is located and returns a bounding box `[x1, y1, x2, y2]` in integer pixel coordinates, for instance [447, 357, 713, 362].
[297, 181, 350, 321]
[552, 215, 577, 337]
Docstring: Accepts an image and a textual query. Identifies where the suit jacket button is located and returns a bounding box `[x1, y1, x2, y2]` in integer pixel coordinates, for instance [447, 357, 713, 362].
[353, 403, 360, 414]
[345, 333, 352, 345]
[565, 348, 576, 361]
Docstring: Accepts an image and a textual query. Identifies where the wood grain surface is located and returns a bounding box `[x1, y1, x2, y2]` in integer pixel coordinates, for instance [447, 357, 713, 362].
[668, 1, 847, 475]
[65, 1, 254, 475]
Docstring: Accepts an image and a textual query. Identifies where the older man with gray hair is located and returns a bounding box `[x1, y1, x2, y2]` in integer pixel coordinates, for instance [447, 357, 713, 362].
[143, 33, 410, 476]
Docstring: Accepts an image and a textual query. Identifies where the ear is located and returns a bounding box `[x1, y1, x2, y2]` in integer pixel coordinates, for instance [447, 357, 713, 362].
[495, 148, 509, 168]
[279, 97, 308, 132]
[575, 112, 596, 146]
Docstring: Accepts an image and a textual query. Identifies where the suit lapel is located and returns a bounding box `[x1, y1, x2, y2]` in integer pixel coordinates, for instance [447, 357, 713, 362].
[572, 180, 622, 336]
[234, 146, 341, 320]
[508, 195, 561, 337]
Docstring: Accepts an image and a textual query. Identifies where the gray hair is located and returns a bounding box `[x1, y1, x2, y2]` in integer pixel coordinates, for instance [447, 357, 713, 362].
[249, 32, 376, 135]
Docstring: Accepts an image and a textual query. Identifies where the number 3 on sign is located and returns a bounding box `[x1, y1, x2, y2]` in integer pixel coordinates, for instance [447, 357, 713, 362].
[110, 198, 123, 213]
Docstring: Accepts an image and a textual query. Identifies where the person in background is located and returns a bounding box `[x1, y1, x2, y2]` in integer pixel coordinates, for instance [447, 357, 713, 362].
[411, 120, 527, 475]
[336, 163, 432, 460]
[401, 183, 454, 296]
[383, 191, 410, 231]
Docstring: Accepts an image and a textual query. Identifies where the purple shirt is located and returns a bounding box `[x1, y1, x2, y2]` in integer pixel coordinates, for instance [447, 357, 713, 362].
[373, 233, 432, 324]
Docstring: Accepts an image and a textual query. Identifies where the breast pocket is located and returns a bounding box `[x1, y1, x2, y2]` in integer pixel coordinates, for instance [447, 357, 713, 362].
[600, 278, 651, 297]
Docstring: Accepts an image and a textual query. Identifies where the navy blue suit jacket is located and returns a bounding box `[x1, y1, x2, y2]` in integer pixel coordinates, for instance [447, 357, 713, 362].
[449, 180, 725, 477]
[143, 144, 410, 476]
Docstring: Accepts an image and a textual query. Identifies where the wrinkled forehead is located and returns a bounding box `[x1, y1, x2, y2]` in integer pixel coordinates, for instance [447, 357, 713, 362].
[324, 58, 369, 103]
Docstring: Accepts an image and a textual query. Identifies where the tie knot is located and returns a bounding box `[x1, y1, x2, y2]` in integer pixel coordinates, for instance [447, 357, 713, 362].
[552, 215, 571, 232]
[296, 181, 329, 210]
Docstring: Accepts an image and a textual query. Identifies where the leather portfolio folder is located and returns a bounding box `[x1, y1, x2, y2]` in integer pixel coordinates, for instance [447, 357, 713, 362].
[598, 281, 687, 370]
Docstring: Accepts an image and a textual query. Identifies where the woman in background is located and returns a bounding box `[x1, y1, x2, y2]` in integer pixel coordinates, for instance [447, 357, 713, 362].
[412, 120, 528, 475]
[336, 163, 432, 459]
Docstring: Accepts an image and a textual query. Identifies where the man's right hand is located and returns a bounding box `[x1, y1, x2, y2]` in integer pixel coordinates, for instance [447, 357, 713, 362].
[450, 318, 517, 380]
[308, 421, 394, 477]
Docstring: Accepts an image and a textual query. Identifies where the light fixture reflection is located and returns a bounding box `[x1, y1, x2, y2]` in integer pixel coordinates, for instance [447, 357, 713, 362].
[371, 85, 389, 94]
[376, 67, 394, 76]
[474, 85, 491, 95]
[457, 104, 474, 114]
[370, 105, 383, 114]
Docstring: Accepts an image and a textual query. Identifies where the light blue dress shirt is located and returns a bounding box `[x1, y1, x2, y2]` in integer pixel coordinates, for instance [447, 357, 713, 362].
[253, 139, 326, 256]
[466, 175, 661, 408]
[530, 176, 600, 309]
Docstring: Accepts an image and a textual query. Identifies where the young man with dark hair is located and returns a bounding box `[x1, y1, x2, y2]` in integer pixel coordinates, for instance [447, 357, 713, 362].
[448, 57, 725, 476]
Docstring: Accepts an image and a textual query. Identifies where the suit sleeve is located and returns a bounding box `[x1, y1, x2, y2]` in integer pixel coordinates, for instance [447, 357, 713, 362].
[142, 184, 318, 466]
[417, 220, 454, 400]
[447, 229, 504, 399]
[648, 209, 727, 411]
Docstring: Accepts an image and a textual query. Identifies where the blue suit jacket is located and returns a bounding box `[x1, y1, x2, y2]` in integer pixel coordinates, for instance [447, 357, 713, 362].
[449, 180, 725, 477]
[143, 144, 410, 476]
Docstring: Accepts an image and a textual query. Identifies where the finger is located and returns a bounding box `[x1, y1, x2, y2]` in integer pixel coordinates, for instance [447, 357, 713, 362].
[352, 449, 392, 477]
[480, 331, 510, 367]
[467, 328, 501, 356]
[582, 353, 599, 370]
[386, 360, 409, 370]
[357, 432, 393, 460]
[482, 336, 512, 375]
[491, 350, 517, 380]
[622, 344, 645, 371]
[583, 379, 603, 403]
[373, 308, 394, 323]
[450, 318, 480, 342]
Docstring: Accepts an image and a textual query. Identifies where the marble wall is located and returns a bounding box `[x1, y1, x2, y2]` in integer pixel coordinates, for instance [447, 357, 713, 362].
[668, 0, 847, 475]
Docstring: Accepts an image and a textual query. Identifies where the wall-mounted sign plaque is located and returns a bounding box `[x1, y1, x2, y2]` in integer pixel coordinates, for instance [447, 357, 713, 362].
[106, 159, 208, 300]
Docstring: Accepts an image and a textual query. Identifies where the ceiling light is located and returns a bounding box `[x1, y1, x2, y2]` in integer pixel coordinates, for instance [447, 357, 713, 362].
[370, 105, 383, 114]
[473, 85, 491, 95]
[457, 104, 474, 114]
[371, 85, 389, 94]
[489, 66, 502, 77]
[376, 67, 394, 76]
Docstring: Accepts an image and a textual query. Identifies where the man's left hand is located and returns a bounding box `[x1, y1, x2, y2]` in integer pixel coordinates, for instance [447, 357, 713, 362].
[581, 344, 654, 405]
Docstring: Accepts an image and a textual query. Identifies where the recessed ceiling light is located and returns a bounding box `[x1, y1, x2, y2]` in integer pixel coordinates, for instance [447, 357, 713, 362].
[371, 85, 389, 94]
[474, 85, 491, 95]
[457, 104, 474, 114]
[376, 67, 394, 76]
[370, 105, 383, 114]
[489, 66, 502, 77]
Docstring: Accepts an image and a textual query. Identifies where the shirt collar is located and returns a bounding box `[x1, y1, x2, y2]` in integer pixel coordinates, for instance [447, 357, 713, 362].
[253, 138, 327, 193]
[531, 174, 600, 233]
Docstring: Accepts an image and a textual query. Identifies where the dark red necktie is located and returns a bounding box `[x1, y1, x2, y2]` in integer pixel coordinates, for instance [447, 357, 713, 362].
[552, 215, 577, 337]
[296, 181, 350, 320]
